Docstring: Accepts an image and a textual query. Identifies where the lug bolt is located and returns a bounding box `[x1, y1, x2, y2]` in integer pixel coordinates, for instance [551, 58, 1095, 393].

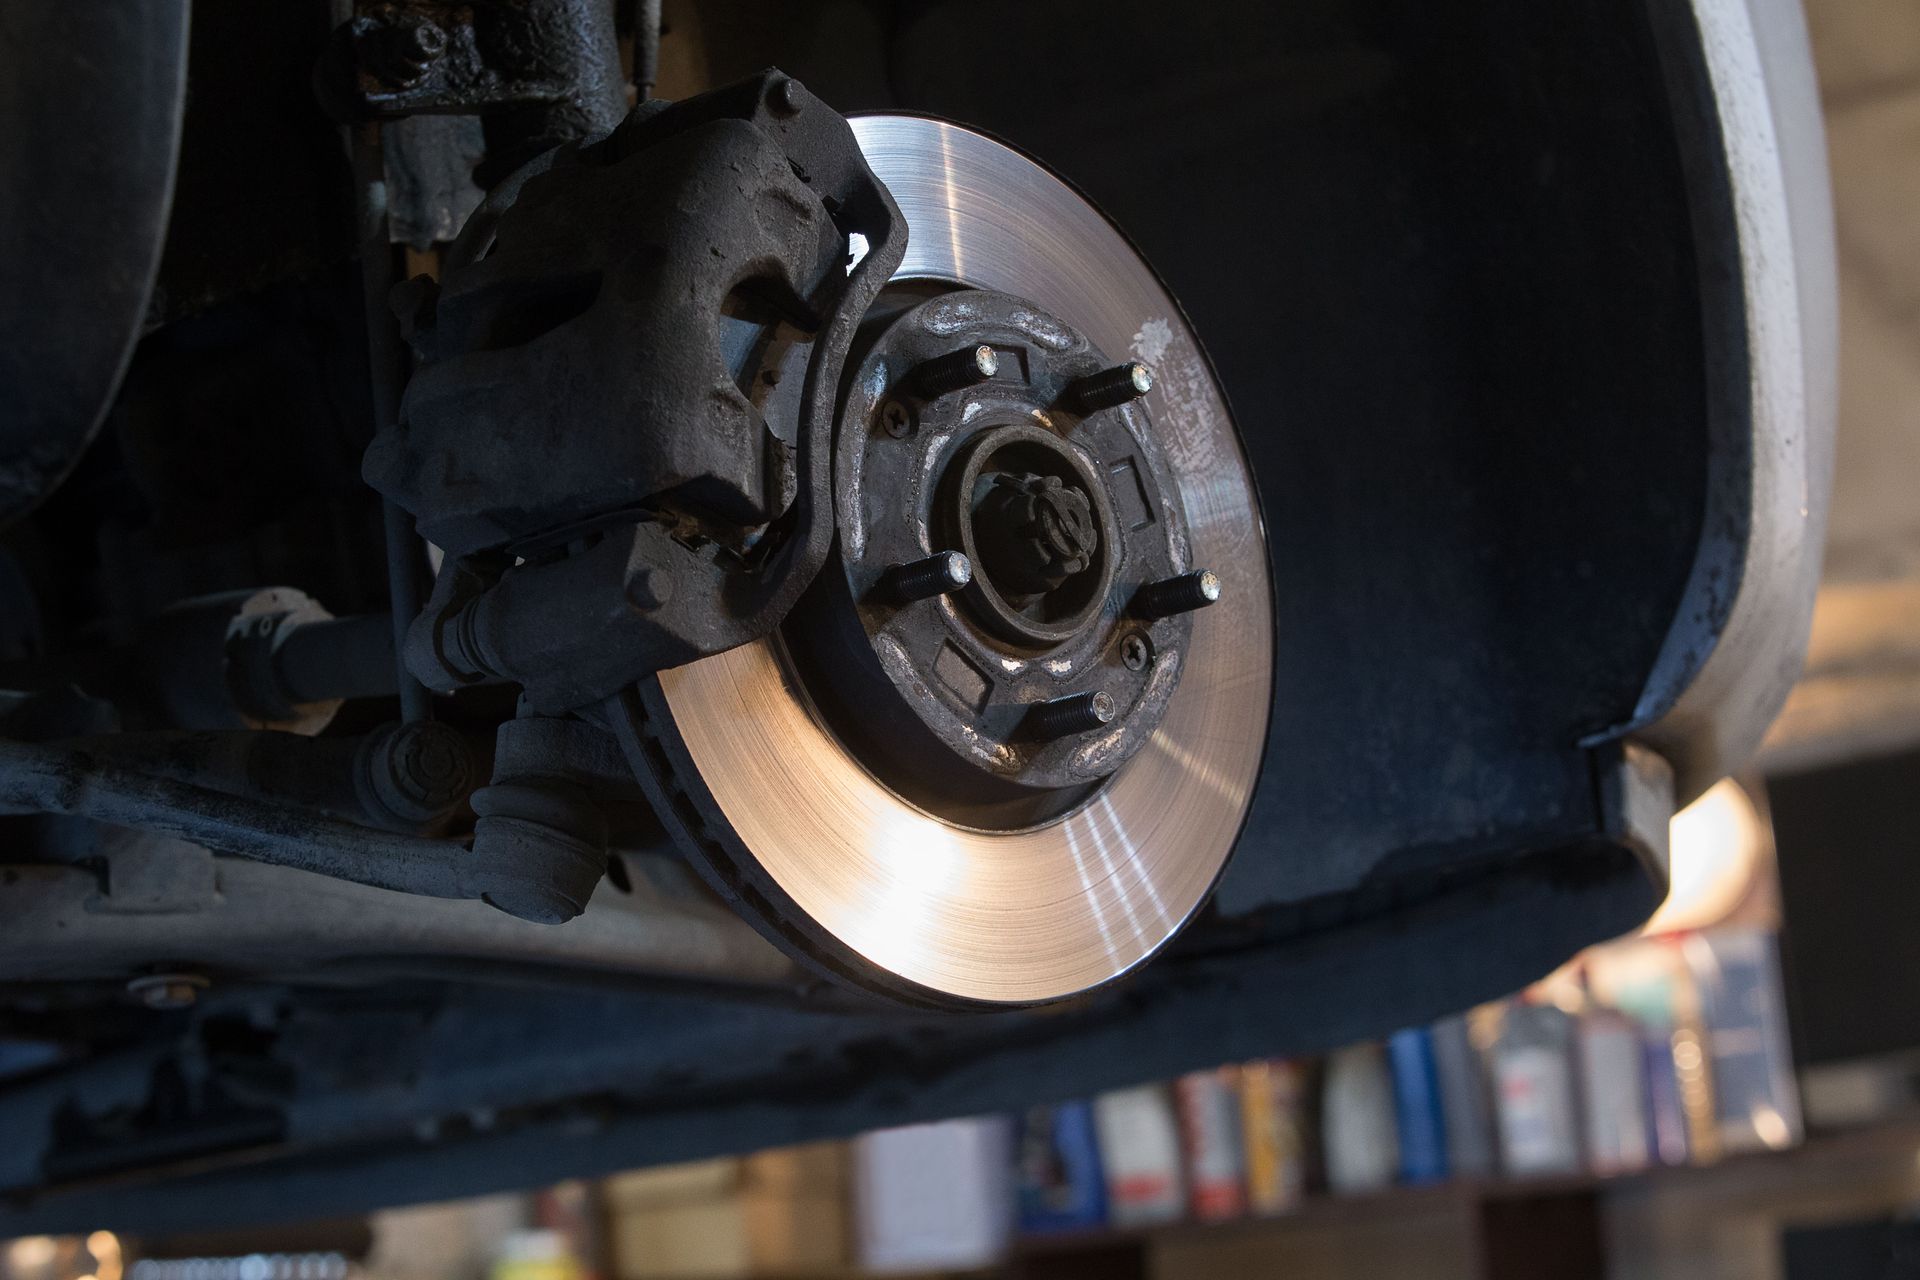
[1120, 633, 1151, 671]
[1027, 690, 1116, 740]
[878, 551, 972, 604]
[1133, 569, 1221, 619]
[913, 345, 998, 398]
[623, 562, 675, 612]
[1067, 362, 1153, 412]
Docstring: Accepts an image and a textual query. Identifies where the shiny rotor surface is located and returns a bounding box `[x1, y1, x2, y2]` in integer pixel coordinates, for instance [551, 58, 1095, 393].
[658, 116, 1273, 1005]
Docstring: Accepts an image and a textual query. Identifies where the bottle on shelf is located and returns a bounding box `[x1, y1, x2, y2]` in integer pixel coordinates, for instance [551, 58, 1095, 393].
[1322, 1042, 1399, 1194]
[1489, 997, 1584, 1177]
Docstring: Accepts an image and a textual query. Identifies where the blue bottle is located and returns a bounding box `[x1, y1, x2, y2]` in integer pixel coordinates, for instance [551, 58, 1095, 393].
[1388, 1027, 1451, 1184]
[1016, 1100, 1108, 1233]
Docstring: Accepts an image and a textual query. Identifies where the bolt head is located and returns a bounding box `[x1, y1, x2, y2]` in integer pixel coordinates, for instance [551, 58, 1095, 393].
[407, 19, 447, 58]
[623, 563, 676, 612]
[1121, 633, 1151, 671]
[356, 16, 445, 88]
[880, 400, 913, 439]
[128, 973, 207, 1010]
[391, 721, 470, 795]
[411, 736, 458, 784]
[770, 75, 807, 116]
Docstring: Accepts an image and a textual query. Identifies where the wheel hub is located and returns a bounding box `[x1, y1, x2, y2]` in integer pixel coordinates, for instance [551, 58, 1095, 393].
[782, 286, 1213, 825]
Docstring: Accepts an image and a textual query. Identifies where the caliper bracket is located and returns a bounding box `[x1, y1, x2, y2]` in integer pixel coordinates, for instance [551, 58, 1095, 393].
[364, 71, 906, 711]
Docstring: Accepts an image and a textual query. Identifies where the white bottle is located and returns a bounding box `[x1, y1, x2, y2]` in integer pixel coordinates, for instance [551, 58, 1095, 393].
[1578, 1004, 1652, 1175]
[1092, 1085, 1186, 1226]
[1491, 1001, 1583, 1177]
[853, 1117, 1015, 1274]
[1321, 1043, 1399, 1194]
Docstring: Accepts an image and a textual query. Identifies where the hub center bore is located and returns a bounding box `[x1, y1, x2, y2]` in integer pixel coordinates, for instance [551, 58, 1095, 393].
[975, 473, 1098, 595]
[950, 422, 1118, 647]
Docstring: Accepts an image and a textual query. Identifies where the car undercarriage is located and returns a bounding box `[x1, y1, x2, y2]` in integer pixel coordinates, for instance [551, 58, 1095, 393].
[0, 0, 1832, 1234]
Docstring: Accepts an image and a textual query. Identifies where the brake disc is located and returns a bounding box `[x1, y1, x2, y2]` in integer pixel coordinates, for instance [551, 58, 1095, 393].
[627, 116, 1273, 1008]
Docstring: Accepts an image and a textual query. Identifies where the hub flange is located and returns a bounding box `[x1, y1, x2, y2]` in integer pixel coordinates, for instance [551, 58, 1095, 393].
[782, 287, 1203, 827]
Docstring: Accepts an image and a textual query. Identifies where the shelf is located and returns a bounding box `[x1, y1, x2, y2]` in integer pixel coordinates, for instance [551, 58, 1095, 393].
[1006, 1122, 1920, 1280]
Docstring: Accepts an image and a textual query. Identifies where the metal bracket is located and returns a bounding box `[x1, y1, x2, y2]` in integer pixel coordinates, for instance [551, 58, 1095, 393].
[368, 71, 907, 710]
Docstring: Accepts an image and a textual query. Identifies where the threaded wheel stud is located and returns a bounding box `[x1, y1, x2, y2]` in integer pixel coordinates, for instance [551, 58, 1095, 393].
[913, 345, 998, 398]
[878, 551, 972, 604]
[1027, 690, 1116, 740]
[1067, 361, 1153, 412]
[1133, 569, 1221, 619]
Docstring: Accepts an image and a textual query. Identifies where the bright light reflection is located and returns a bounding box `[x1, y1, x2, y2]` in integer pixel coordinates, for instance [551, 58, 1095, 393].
[859, 811, 961, 975]
[1750, 1103, 1792, 1150]
[1641, 779, 1764, 936]
[88, 1231, 122, 1280]
[7, 1238, 58, 1272]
